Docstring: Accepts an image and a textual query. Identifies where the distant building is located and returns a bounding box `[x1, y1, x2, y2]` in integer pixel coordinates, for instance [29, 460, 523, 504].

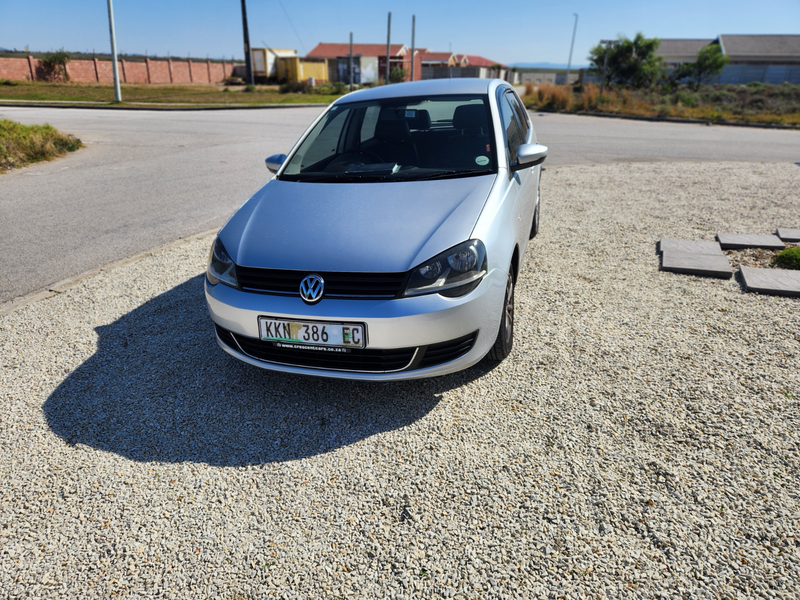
[306, 42, 421, 82]
[655, 34, 800, 84]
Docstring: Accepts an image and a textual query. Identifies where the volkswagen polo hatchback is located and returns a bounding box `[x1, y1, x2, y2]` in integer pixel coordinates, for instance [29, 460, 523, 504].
[205, 78, 547, 380]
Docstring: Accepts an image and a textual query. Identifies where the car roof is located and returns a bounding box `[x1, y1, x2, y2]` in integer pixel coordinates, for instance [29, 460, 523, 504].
[333, 78, 509, 104]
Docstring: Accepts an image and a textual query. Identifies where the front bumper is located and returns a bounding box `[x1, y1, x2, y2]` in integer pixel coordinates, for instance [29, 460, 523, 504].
[204, 268, 507, 380]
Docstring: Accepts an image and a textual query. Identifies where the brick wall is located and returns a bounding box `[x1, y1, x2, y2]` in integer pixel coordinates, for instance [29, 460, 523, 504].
[169, 60, 191, 83]
[0, 56, 234, 84]
[147, 59, 171, 83]
[122, 60, 148, 83]
[0, 57, 33, 80]
[65, 59, 98, 82]
[95, 59, 115, 83]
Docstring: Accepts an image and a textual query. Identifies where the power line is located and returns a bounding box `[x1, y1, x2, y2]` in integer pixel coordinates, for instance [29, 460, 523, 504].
[277, 0, 306, 54]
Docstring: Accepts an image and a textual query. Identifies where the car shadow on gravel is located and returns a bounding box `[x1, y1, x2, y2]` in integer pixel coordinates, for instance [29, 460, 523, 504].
[44, 275, 493, 467]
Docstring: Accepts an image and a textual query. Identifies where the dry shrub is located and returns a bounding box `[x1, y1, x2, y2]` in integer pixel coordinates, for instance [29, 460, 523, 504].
[580, 83, 599, 110]
[524, 82, 534, 97]
[535, 83, 571, 110]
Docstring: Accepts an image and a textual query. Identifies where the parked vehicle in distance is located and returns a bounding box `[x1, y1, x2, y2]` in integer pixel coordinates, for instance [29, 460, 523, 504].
[205, 78, 547, 380]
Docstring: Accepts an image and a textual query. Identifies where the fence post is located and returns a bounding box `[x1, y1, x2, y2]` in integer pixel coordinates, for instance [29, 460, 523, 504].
[27, 55, 36, 81]
[93, 57, 100, 82]
[168, 58, 173, 83]
[145, 57, 151, 84]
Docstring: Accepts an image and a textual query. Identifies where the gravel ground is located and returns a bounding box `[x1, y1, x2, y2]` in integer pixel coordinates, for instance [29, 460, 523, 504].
[2, 161, 799, 599]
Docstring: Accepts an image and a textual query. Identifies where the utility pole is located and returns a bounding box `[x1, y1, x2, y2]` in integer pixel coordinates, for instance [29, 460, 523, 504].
[599, 39, 617, 95]
[385, 12, 391, 84]
[565, 13, 578, 86]
[241, 0, 254, 85]
[106, 0, 121, 101]
[349, 32, 354, 92]
[410, 15, 416, 82]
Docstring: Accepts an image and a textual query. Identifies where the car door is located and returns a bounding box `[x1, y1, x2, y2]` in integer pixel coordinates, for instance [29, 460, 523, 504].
[497, 89, 535, 251]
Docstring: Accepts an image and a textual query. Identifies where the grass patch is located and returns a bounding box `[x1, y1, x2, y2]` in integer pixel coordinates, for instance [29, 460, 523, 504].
[0, 119, 83, 173]
[522, 82, 800, 127]
[773, 247, 800, 270]
[0, 81, 339, 106]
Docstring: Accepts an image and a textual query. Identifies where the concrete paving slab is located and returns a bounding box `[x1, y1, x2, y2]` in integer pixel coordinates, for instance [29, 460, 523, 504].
[740, 266, 800, 298]
[661, 251, 732, 279]
[776, 228, 800, 242]
[716, 233, 785, 250]
[658, 238, 723, 255]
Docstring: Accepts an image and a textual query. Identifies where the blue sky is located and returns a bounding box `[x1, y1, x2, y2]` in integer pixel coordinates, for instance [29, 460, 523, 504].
[1, 0, 798, 66]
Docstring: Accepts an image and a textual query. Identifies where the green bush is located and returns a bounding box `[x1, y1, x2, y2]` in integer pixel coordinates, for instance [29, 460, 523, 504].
[1, 118, 82, 172]
[40, 50, 71, 81]
[333, 81, 347, 95]
[278, 81, 309, 94]
[773, 247, 800, 270]
[243, 84, 256, 93]
[675, 91, 698, 107]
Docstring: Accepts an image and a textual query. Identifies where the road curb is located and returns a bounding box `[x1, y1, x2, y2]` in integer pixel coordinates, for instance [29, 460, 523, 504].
[0, 228, 219, 318]
[527, 108, 800, 131]
[0, 101, 328, 111]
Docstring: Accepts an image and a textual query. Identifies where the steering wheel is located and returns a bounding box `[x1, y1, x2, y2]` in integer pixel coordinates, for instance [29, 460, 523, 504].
[325, 150, 383, 173]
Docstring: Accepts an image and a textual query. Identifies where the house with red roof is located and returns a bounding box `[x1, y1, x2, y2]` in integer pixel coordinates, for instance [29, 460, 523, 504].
[306, 42, 421, 82]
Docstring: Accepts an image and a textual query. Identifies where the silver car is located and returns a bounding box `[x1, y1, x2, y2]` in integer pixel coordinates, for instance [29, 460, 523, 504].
[205, 78, 547, 380]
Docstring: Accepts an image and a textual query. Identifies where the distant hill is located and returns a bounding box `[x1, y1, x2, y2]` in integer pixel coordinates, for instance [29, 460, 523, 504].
[511, 62, 590, 70]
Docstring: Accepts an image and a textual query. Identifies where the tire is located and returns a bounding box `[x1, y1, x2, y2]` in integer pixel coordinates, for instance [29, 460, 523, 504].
[488, 270, 514, 361]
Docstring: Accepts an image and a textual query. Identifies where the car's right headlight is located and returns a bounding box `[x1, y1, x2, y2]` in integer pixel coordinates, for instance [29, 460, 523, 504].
[404, 239, 487, 298]
[206, 236, 238, 287]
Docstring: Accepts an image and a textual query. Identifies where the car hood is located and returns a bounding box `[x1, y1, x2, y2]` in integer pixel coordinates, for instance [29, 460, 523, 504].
[221, 175, 496, 273]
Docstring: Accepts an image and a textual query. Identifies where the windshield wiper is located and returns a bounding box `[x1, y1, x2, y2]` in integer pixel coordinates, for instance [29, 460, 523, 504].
[280, 173, 392, 183]
[414, 169, 494, 181]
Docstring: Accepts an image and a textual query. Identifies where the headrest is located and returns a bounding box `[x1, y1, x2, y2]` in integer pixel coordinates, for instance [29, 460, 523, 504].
[453, 104, 488, 130]
[375, 119, 411, 141]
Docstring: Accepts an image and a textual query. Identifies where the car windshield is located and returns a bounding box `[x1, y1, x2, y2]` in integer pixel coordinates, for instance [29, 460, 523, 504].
[279, 94, 496, 183]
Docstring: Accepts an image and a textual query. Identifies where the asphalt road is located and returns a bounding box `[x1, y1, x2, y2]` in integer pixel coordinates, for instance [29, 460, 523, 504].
[1, 106, 799, 306]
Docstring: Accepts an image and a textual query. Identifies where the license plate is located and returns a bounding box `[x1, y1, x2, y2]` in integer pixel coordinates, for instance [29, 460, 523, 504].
[258, 317, 366, 350]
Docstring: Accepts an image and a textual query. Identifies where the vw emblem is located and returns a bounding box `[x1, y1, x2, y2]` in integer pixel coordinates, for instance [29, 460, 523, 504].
[299, 274, 325, 304]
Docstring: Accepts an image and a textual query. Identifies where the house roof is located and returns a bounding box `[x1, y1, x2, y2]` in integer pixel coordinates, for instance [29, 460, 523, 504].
[717, 34, 800, 58]
[656, 39, 713, 58]
[463, 55, 506, 68]
[419, 51, 453, 63]
[306, 42, 407, 59]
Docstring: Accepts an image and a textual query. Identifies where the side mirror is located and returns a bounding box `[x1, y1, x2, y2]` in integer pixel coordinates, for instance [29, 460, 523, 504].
[265, 153, 287, 174]
[514, 143, 548, 169]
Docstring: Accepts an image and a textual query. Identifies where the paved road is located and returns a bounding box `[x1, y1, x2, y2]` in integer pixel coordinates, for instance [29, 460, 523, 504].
[1, 106, 799, 305]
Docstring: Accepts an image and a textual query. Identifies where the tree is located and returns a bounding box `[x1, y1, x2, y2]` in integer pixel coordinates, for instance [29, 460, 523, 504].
[389, 66, 407, 84]
[588, 33, 663, 89]
[671, 44, 730, 89]
[40, 50, 71, 81]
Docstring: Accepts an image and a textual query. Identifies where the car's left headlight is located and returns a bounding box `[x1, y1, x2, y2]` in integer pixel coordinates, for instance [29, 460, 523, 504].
[404, 239, 487, 298]
[206, 236, 238, 287]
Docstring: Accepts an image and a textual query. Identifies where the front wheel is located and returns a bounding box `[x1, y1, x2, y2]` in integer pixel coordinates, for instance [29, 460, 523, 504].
[488, 270, 514, 361]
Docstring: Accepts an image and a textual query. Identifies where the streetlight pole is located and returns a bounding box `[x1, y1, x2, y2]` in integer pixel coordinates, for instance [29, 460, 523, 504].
[106, 0, 121, 102]
[410, 15, 416, 82]
[241, 0, 253, 85]
[565, 13, 578, 86]
[385, 12, 391, 84]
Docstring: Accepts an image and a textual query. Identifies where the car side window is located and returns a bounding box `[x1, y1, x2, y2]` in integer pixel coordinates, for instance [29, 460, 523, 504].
[499, 94, 524, 165]
[507, 91, 531, 143]
[360, 105, 381, 143]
